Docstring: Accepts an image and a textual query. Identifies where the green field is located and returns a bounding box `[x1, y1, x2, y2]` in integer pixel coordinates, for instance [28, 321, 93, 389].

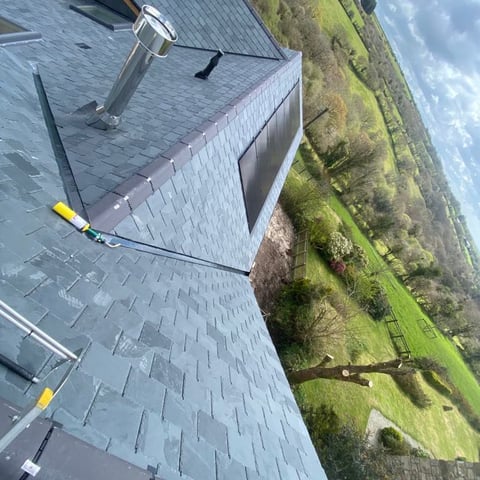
[285, 158, 480, 460]
[256, 0, 480, 462]
[314, 0, 368, 58]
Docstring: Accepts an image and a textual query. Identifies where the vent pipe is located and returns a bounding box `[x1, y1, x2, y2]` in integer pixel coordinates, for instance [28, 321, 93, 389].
[87, 5, 177, 130]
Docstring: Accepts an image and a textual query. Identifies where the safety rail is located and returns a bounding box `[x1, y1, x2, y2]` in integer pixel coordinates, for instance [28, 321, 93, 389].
[0, 299, 82, 455]
[0, 300, 77, 361]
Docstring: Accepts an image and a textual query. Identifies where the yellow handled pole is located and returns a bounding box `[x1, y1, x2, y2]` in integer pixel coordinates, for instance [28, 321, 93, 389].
[52, 202, 90, 232]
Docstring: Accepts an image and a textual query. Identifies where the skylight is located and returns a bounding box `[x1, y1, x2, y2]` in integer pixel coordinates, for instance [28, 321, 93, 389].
[0, 16, 41, 45]
[70, 2, 133, 31]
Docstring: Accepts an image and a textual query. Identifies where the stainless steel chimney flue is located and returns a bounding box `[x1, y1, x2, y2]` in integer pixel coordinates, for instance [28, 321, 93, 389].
[87, 5, 177, 130]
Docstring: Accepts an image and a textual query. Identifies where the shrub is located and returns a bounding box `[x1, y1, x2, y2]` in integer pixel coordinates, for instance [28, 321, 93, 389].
[380, 427, 410, 455]
[319, 424, 394, 479]
[366, 283, 391, 320]
[393, 373, 432, 409]
[268, 279, 323, 355]
[380, 427, 402, 445]
[308, 216, 337, 249]
[347, 337, 367, 363]
[421, 370, 453, 397]
[301, 403, 341, 449]
[329, 259, 346, 274]
[326, 231, 353, 260]
[411, 447, 430, 458]
[344, 271, 391, 320]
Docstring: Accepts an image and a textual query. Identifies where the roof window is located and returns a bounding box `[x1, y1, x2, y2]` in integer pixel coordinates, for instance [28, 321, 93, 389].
[0, 16, 41, 45]
[70, 0, 138, 31]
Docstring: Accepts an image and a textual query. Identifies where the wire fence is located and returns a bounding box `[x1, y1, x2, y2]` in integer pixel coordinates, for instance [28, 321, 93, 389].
[293, 229, 309, 280]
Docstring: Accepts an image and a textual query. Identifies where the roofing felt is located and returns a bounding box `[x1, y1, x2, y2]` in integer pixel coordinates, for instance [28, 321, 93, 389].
[0, 1, 327, 479]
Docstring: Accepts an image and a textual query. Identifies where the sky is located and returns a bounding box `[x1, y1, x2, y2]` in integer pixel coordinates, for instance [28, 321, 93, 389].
[375, 0, 480, 249]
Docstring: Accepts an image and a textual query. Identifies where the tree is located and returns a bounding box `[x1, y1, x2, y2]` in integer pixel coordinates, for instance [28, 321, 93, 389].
[288, 357, 414, 386]
[361, 0, 377, 15]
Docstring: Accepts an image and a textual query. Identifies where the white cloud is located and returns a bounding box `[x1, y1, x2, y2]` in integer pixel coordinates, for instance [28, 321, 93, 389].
[376, 0, 480, 248]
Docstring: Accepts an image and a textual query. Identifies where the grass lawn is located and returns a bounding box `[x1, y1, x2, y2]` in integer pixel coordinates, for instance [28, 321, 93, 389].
[330, 195, 480, 418]
[285, 159, 480, 460]
[314, 0, 369, 59]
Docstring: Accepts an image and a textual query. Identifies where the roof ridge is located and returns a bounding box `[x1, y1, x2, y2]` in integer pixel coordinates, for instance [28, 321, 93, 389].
[240, 0, 288, 60]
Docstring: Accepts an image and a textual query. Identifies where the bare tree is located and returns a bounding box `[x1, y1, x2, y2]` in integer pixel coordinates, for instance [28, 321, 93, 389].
[288, 357, 415, 387]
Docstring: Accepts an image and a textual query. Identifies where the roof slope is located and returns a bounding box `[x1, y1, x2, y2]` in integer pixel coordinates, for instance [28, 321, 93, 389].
[150, 0, 286, 59]
[0, 1, 327, 478]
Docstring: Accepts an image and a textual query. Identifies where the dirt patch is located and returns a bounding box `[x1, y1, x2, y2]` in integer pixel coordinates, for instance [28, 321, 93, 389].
[250, 204, 296, 314]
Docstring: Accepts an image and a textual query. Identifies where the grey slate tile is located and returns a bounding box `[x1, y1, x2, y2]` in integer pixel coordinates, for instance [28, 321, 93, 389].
[140, 410, 182, 471]
[139, 321, 172, 351]
[197, 409, 228, 454]
[114, 335, 155, 375]
[49, 369, 101, 422]
[104, 300, 144, 339]
[50, 407, 110, 451]
[162, 389, 197, 436]
[151, 353, 184, 395]
[86, 384, 144, 447]
[124, 369, 166, 412]
[81, 342, 130, 392]
[180, 434, 216, 480]
[216, 452, 248, 480]
[28, 278, 86, 324]
[230, 434, 258, 474]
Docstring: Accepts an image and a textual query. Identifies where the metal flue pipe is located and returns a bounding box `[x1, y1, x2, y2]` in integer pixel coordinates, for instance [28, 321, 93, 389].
[87, 5, 177, 130]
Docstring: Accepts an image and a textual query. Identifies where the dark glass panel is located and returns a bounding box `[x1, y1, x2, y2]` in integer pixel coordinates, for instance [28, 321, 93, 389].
[239, 82, 302, 232]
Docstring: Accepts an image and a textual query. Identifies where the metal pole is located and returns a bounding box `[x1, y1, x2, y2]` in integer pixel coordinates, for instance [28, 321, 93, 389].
[0, 388, 53, 454]
[0, 354, 39, 383]
[0, 300, 77, 361]
[87, 5, 177, 129]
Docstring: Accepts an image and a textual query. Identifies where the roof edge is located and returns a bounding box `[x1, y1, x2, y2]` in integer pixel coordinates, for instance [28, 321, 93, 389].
[241, 0, 288, 60]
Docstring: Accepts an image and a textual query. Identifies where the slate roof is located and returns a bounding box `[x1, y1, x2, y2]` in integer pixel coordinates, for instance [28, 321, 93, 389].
[0, 1, 327, 479]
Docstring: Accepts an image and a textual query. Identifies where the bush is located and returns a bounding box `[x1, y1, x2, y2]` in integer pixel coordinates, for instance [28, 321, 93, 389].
[347, 337, 368, 362]
[319, 424, 394, 480]
[411, 447, 430, 458]
[308, 216, 337, 249]
[344, 271, 391, 320]
[380, 427, 409, 455]
[268, 279, 323, 355]
[366, 283, 391, 320]
[421, 370, 453, 397]
[326, 231, 353, 260]
[301, 403, 341, 449]
[393, 373, 432, 409]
